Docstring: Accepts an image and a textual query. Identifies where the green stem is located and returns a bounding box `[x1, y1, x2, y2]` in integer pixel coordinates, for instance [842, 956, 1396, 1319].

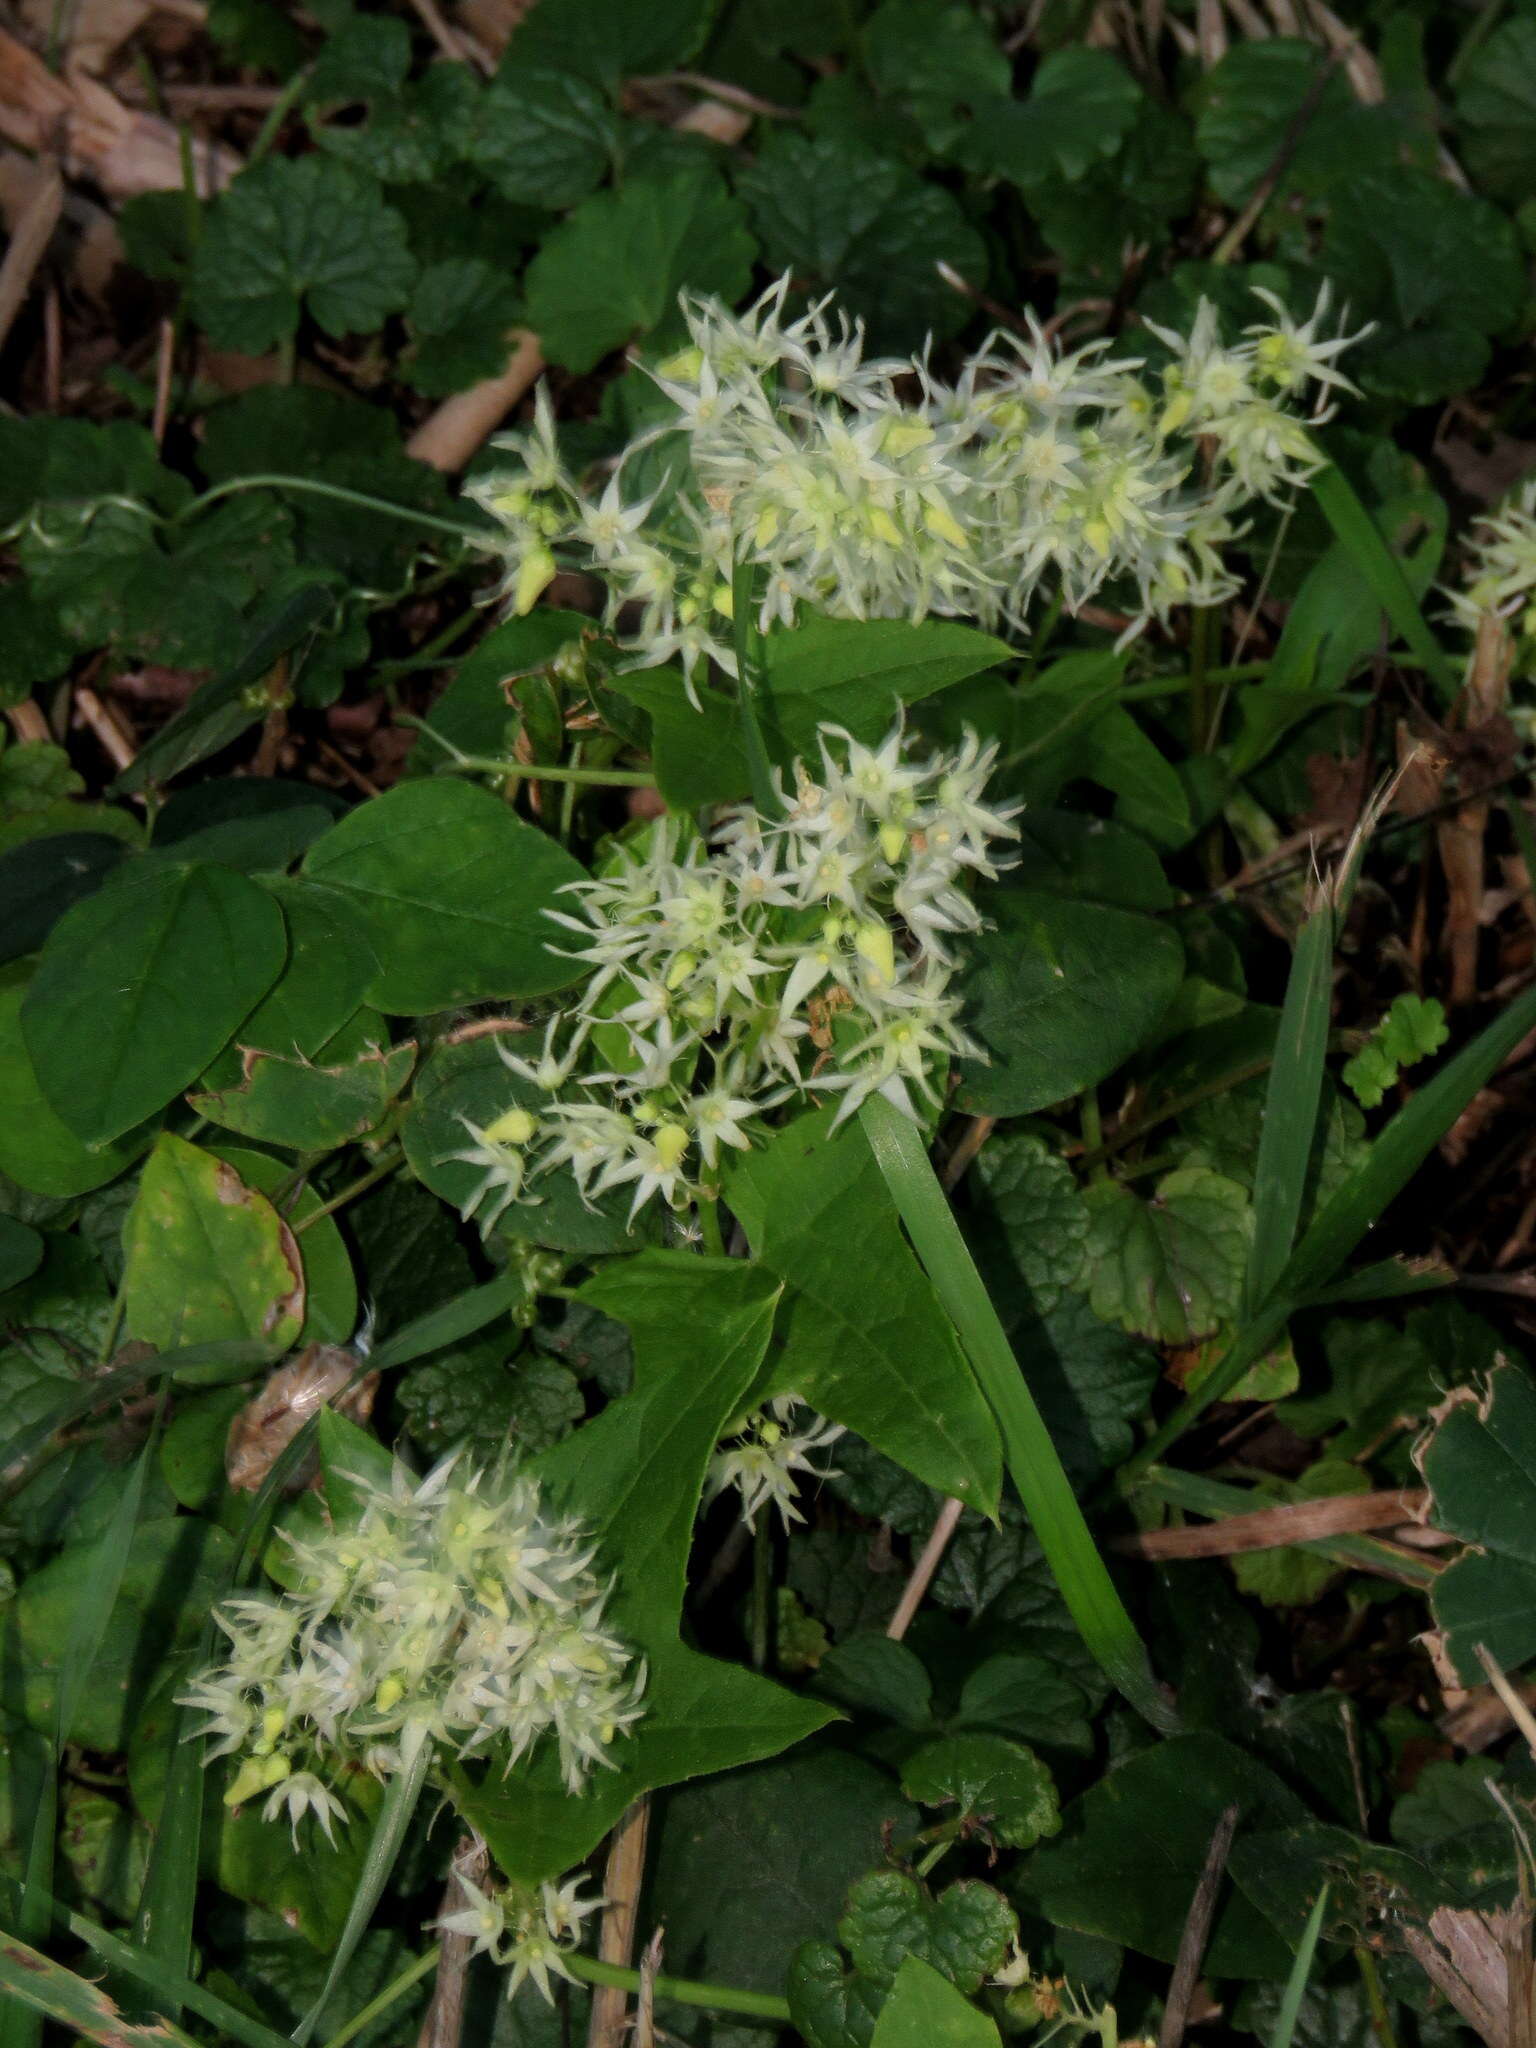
[246, 66, 312, 168]
[730, 558, 780, 819]
[568, 1953, 792, 2023]
[749, 1516, 772, 1671]
[859, 1095, 1176, 1732]
[697, 1195, 726, 1257]
[175, 476, 482, 546]
[294, 1150, 403, 1233]
[442, 757, 656, 788]
[320, 1947, 440, 2048]
[1188, 605, 1219, 752]
[1355, 1944, 1401, 2048]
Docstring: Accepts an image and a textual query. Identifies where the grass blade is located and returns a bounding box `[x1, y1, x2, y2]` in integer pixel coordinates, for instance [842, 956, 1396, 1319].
[368, 1271, 522, 1371]
[293, 1721, 435, 2044]
[1122, 974, 1536, 1480]
[1311, 465, 1456, 701]
[7, 1417, 163, 2048]
[0, 1884, 292, 2048]
[0, 1929, 204, 2048]
[1244, 899, 1335, 1318]
[1269, 1882, 1330, 2048]
[859, 1095, 1176, 1733]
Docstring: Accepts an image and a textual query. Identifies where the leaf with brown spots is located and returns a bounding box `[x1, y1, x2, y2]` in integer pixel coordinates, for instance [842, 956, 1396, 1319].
[121, 1132, 304, 1364]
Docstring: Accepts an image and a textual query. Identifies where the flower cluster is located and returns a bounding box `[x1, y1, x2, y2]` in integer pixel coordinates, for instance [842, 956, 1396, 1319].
[467, 278, 1364, 685]
[1447, 476, 1536, 643]
[180, 1453, 645, 1839]
[707, 1397, 844, 1530]
[437, 1870, 602, 2004]
[445, 720, 1018, 1232]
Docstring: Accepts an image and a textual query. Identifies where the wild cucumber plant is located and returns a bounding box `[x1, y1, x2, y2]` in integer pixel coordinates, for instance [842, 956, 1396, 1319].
[9, 31, 1536, 2041]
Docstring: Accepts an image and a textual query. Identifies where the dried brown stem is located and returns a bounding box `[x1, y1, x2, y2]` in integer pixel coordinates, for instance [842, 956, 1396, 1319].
[887, 1495, 964, 1641]
[586, 1796, 653, 2048]
[417, 1832, 491, 2048]
[1118, 1488, 1430, 1562]
[1158, 1805, 1239, 2048]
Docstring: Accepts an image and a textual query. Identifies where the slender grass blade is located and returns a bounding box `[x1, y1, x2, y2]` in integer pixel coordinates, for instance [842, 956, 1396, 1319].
[860, 1095, 1176, 1732]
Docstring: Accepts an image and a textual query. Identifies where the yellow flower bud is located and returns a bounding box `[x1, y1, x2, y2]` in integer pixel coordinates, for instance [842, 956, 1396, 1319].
[868, 506, 904, 549]
[513, 545, 557, 617]
[260, 1752, 292, 1789]
[485, 1106, 537, 1147]
[653, 1123, 690, 1172]
[923, 498, 970, 550]
[375, 1676, 405, 1714]
[854, 920, 897, 988]
[665, 951, 696, 991]
[878, 822, 906, 865]
[224, 1758, 268, 1809]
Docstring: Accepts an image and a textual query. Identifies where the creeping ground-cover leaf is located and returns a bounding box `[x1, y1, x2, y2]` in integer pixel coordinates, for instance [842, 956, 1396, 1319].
[302, 778, 587, 1011]
[22, 861, 287, 1144]
[524, 169, 757, 373]
[1417, 1362, 1536, 1683]
[871, 1957, 1002, 2048]
[188, 155, 417, 351]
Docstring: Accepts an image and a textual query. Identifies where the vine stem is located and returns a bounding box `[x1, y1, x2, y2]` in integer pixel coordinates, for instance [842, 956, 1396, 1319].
[439, 757, 657, 788]
[320, 1944, 795, 2041]
[293, 1150, 403, 1233]
[173, 475, 484, 545]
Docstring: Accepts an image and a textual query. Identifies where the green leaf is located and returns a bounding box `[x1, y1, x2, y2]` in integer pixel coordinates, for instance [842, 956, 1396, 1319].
[648, 1748, 916, 1999]
[402, 258, 523, 397]
[861, 0, 1008, 152]
[196, 389, 451, 586]
[870, 1957, 1002, 2048]
[1084, 1167, 1251, 1345]
[1195, 41, 1363, 205]
[0, 1217, 43, 1293]
[22, 862, 286, 1146]
[0, 834, 128, 964]
[1343, 994, 1449, 1110]
[838, 1870, 1016, 1993]
[303, 779, 586, 1012]
[1024, 1734, 1305, 1978]
[816, 1636, 934, 1728]
[1320, 172, 1524, 406]
[1417, 1361, 1536, 1684]
[190, 1040, 414, 1152]
[453, 1253, 832, 1884]
[13, 1516, 231, 1751]
[122, 1134, 304, 1360]
[198, 877, 376, 1088]
[728, 1108, 1002, 1512]
[967, 1131, 1090, 1316]
[900, 1733, 1059, 1850]
[188, 157, 416, 352]
[398, 1346, 582, 1458]
[737, 132, 986, 348]
[1456, 19, 1536, 204]
[955, 883, 1183, 1117]
[206, 1144, 356, 1355]
[525, 169, 756, 374]
[307, 12, 411, 98]
[313, 64, 480, 184]
[510, 0, 713, 85]
[469, 70, 619, 207]
[956, 50, 1141, 187]
[760, 615, 1010, 757]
